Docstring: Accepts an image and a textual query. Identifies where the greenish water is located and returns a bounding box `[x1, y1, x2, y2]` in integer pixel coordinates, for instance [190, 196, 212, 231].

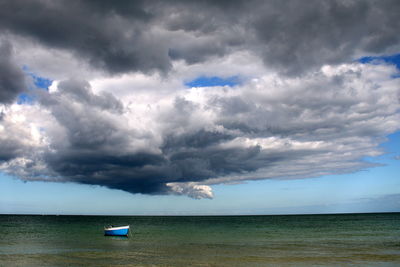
[0, 213, 399, 266]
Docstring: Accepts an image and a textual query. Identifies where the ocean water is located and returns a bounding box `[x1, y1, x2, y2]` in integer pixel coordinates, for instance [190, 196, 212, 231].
[0, 213, 399, 266]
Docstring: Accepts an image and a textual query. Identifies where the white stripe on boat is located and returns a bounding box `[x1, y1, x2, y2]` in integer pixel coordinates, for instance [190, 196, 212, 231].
[104, 225, 130, 231]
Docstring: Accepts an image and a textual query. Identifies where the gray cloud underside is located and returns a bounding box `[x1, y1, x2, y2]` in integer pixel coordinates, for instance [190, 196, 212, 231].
[0, 0, 399, 75]
[0, 41, 26, 103]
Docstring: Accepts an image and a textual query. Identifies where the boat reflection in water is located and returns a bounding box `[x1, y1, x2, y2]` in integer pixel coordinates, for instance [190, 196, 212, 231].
[104, 225, 130, 236]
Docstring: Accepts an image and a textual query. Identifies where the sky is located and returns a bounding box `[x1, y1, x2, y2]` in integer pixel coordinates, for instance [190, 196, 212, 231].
[0, 0, 399, 215]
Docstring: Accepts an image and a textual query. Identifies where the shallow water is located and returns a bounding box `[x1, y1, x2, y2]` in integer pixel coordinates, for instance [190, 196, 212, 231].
[0, 213, 399, 266]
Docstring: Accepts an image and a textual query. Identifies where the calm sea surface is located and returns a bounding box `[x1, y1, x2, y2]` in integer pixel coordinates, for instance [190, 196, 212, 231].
[0, 213, 399, 266]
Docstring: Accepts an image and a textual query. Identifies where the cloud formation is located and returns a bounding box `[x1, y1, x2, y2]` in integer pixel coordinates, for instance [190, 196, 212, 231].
[0, 0, 399, 198]
[1, 62, 399, 198]
[1, 0, 400, 75]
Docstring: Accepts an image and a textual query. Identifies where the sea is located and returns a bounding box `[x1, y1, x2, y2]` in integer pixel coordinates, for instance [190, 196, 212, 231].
[0, 213, 399, 266]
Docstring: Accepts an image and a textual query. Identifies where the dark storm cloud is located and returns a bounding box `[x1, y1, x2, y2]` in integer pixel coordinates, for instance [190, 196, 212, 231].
[21, 80, 298, 196]
[1, 0, 399, 75]
[162, 129, 233, 152]
[44, 141, 267, 195]
[0, 41, 26, 103]
[31, 80, 269, 196]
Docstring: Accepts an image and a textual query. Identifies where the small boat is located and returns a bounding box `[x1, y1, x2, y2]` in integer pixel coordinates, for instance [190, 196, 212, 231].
[104, 225, 130, 236]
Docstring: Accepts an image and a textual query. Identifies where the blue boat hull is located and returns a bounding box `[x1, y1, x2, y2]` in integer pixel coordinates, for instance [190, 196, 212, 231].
[104, 227, 129, 236]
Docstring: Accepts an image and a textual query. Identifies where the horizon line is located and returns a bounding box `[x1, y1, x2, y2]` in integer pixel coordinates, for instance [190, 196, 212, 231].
[1, 211, 399, 217]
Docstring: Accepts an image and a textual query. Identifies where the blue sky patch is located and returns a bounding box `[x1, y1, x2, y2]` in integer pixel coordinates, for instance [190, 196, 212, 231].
[18, 67, 53, 104]
[359, 53, 400, 69]
[17, 93, 35, 105]
[185, 76, 240, 88]
[22, 66, 53, 90]
[32, 75, 52, 89]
